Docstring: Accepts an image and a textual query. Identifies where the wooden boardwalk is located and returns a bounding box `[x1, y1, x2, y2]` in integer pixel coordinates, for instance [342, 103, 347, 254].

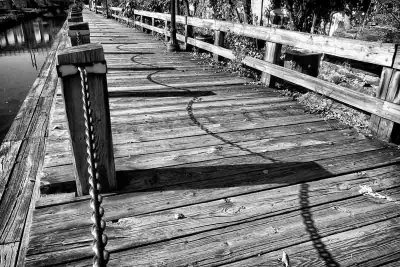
[23, 10, 400, 266]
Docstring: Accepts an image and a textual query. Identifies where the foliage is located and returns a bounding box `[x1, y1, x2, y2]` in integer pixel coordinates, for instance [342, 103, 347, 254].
[373, 0, 400, 28]
[120, 0, 169, 16]
[271, 0, 372, 32]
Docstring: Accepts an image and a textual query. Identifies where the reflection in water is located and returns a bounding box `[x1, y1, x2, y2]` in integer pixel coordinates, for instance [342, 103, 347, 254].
[0, 15, 66, 143]
[0, 16, 64, 54]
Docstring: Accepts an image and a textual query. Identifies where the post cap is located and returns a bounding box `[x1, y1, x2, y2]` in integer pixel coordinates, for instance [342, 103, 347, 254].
[68, 22, 89, 31]
[57, 43, 105, 65]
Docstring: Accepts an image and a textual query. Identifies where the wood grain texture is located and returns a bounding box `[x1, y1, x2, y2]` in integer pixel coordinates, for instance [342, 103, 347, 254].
[24, 10, 400, 267]
[133, 9, 396, 66]
[260, 41, 282, 86]
[57, 43, 116, 195]
[0, 19, 68, 267]
[370, 68, 400, 142]
[119, 12, 400, 128]
[0, 242, 19, 267]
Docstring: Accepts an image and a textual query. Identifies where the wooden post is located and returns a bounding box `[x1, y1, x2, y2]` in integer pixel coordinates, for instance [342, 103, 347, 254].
[167, 0, 179, 52]
[70, 12, 82, 18]
[68, 16, 83, 23]
[105, 0, 109, 18]
[151, 17, 155, 35]
[57, 44, 117, 196]
[370, 67, 400, 143]
[68, 22, 90, 46]
[129, 9, 134, 27]
[140, 15, 144, 31]
[164, 20, 169, 42]
[213, 29, 225, 61]
[260, 42, 282, 87]
[184, 15, 193, 51]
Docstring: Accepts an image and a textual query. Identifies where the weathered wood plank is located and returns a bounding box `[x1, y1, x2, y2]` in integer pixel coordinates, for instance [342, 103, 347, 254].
[0, 17, 68, 267]
[0, 242, 19, 267]
[27, 176, 400, 266]
[57, 43, 116, 195]
[25, 10, 400, 266]
[0, 141, 23, 200]
[42, 128, 363, 169]
[132, 10, 396, 66]
[34, 144, 400, 233]
[227, 216, 400, 267]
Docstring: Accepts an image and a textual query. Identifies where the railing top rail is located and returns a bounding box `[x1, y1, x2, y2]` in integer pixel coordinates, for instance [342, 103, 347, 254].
[109, 7, 122, 12]
[133, 9, 398, 68]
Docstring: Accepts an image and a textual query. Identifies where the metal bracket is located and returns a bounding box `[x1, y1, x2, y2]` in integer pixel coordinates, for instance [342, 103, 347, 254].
[57, 61, 107, 77]
[67, 30, 90, 37]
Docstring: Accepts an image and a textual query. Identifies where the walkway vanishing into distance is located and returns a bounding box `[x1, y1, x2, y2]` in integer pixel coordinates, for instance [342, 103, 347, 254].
[3, 10, 400, 266]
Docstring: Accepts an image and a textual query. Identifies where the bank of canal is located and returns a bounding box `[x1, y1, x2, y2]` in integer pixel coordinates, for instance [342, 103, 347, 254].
[0, 14, 66, 143]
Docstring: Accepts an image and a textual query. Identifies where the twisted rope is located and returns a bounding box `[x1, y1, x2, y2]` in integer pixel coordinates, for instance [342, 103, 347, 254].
[78, 67, 109, 267]
[76, 31, 81, 46]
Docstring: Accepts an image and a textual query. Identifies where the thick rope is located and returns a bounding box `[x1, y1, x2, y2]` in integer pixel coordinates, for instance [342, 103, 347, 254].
[78, 67, 109, 267]
[76, 31, 81, 46]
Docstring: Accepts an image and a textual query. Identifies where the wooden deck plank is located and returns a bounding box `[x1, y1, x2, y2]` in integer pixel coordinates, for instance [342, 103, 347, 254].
[42, 128, 364, 169]
[0, 242, 19, 267]
[24, 9, 400, 267]
[225, 217, 400, 267]
[0, 19, 69, 266]
[34, 146, 400, 234]
[26, 185, 400, 266]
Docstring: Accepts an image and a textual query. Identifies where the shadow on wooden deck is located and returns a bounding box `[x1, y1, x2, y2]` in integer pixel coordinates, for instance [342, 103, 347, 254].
[117, 161, 338, 266]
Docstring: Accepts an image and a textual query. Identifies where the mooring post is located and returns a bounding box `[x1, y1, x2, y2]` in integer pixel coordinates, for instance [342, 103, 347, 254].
[260, 42, 282, 87]
[167, 0, 179, 52]
[68, 16, 83, 23]
[213, 28, 225, 61]
[68, 22, 90, 46]
[57, 44, 117, 196]
[70, 11, 82, 17]
[370, 67, 400, 143]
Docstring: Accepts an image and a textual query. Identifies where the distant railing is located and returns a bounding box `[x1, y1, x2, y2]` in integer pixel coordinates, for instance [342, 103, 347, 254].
[106, 7, 400, 143]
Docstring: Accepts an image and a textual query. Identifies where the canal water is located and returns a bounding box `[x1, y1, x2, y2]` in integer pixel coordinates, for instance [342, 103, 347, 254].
[0, 15, 66, 143]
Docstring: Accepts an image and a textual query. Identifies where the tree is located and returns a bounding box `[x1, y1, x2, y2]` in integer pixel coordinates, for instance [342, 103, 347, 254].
[271, 0, 372, 32]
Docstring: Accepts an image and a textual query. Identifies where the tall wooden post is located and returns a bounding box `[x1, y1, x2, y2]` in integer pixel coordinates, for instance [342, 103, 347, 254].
[68, 22, 90, 46]
[70, 11, 82, 17]
[105, 0, 109, 18]
[213, 29, 225, 61]
[370, 67, 400, 143]
[57, 44, 117, 196]
[164, 20, 169, 42]
[260, 41, 282, 87]
[184, 15, 193, 51]
[167, 0, 179, 52]
[151, 17, 155, 35]
[68, 16, 83, 23]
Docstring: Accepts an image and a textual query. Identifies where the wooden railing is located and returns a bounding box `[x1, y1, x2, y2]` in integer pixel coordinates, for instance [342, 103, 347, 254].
[106, 8, 400, 143]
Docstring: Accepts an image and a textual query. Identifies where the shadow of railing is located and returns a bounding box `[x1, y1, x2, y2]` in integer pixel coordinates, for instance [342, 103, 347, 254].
[105, 38, 339, 264]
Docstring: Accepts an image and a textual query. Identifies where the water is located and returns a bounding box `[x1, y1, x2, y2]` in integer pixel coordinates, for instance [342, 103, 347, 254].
[0, 15, 66, 143]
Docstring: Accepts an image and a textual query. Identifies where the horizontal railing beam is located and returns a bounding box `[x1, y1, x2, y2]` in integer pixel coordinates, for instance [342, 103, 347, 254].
[101, 8, 400, 140]
[132, 9, 396, 67]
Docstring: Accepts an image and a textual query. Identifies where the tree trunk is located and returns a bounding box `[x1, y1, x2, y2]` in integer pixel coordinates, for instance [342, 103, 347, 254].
[243, 0, 252, 24]
[310, 12, 317, 33]
[184, 0, 190, 16]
